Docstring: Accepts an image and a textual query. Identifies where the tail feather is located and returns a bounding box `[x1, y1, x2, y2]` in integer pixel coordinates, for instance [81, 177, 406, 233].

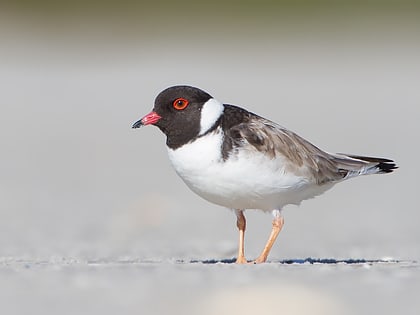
[342, 154, 398, 174]
[332, 153, 398, 180]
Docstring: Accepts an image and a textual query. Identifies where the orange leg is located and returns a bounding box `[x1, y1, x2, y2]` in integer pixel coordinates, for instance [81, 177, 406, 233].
[253, 210, 284, 264]
[235, 209, 247, 264]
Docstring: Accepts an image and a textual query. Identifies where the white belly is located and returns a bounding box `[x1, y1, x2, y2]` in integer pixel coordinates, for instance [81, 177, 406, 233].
[167, 131, 333, 211]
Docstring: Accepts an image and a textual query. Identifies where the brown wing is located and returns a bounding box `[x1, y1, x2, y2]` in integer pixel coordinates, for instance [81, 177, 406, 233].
[225, 116, 395, 184]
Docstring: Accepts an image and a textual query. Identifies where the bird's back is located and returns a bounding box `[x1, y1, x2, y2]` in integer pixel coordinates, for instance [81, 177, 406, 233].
[221, 105, 397, 185]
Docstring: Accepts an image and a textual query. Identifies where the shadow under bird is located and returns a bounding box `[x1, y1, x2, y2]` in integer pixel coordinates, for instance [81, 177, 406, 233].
[132, 85, 397, 264]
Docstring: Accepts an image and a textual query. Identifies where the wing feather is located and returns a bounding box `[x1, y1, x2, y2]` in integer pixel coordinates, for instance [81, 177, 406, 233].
[225, 116, 394, 184]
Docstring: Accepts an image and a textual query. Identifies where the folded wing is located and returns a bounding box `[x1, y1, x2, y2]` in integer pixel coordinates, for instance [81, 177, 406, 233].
[225, 116, 397, 184]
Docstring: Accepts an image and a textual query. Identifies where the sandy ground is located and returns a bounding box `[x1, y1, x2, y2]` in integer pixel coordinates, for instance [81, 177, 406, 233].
[0, 7, 419, 315]
[1, 257, 418, 315]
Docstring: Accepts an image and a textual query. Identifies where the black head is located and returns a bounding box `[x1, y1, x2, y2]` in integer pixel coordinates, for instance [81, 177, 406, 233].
[132, 85, 216, 149]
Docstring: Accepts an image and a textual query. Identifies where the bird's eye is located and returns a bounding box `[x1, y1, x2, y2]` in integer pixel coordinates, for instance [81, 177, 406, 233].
[173, 98, 189, 110]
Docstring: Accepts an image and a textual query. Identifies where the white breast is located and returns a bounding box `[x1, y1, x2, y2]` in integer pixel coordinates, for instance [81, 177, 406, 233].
[167, 129, 334, 211]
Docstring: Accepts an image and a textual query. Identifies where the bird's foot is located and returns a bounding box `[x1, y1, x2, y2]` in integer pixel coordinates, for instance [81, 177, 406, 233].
[251, 255, 268, 264]
[235, 255, 248, 264]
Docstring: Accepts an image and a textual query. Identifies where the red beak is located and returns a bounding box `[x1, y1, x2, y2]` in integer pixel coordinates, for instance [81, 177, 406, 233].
[132, 111, 162, 128]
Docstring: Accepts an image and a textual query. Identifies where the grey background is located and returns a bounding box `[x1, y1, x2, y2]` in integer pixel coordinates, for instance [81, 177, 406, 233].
[0, 2, 419, 314]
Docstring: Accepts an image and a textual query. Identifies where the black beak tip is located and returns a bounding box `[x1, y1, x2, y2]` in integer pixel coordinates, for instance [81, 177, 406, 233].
[132, 120, 143, 129]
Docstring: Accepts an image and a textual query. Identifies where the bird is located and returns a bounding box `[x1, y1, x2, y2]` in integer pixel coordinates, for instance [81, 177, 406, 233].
[132, 85, 397, 264]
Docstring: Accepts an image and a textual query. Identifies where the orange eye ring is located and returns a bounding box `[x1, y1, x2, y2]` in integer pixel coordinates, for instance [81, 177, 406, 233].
[173, 98, 189, 110]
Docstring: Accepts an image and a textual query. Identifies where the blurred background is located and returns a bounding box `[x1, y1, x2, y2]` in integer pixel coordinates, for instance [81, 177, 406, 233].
[0, 1, 419, 314]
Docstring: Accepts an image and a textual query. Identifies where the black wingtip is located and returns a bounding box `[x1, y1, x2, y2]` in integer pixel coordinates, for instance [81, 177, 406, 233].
[340, 154, 398, 174]
[377, 161, 398, 173]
